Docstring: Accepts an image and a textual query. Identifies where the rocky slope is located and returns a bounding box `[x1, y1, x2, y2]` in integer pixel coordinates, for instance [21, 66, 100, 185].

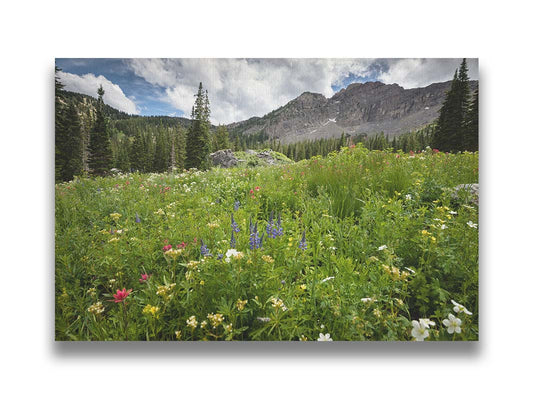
[228, 80, 478, 143]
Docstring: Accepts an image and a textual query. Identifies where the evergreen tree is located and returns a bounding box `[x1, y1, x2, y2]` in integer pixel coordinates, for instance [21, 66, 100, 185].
[55, 68, 83, 182]
[185, 82, 212, 170]
[433, 59, 473, 152]
[213, 125, 230, 151]
[88, 85, 113, 175]
[463, 88, 479, 151]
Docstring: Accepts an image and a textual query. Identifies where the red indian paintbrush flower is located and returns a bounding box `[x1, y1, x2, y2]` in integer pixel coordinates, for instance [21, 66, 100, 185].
[139, 274, 150, 283]
[162, 244, 172, 252]
[113, 288, 132, 303]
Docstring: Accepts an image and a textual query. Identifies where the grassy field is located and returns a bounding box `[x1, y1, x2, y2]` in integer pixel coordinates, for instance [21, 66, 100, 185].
[55, 144, 478, 341]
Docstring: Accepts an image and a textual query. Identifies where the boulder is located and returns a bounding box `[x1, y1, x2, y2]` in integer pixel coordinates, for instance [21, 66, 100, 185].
[209, 149, 238, 168]
[451, 183, 479, 205]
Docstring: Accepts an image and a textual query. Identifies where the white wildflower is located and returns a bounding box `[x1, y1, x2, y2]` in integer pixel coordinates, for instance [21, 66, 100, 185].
[321, 276, 335, 283]
[451, 300, 472, 315]
[411, 320, 429, 341]
[443, 314, 462, 334]
[317, 333, 333, 341]
[378, 245, 388, 251]
[467, 221, 478, 229]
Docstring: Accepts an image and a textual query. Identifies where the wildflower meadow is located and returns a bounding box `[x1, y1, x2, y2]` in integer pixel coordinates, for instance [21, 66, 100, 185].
[55, 145, 478, 341]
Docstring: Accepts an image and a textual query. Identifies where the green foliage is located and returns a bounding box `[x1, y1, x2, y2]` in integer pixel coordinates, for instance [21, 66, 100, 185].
[88, 86, 113, 176]
[185, 82, 212, 170]
[55, 146, 478, 341]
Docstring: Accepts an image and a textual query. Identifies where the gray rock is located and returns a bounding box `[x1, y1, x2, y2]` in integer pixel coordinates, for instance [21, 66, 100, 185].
[209, 149, 238, 168]
[451, 184, 479, 205]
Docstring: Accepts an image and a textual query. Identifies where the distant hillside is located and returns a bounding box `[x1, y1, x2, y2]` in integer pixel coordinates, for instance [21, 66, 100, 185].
[227, 80, 478, 143]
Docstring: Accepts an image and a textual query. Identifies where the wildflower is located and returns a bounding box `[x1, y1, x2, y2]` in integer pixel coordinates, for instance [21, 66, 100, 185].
[217, 253, 223, 260]
[207, 313, 224, 327]
[108, 237, 120, 243]
[139, 274, 150, 283]
[186, 260, 200, 269]
[200, 240, 212, 257]
[143, 304, 160, 317]
[236, 299, 248, 311]
[266, 211, 276, 238]
[165, 248, 183, 260]
[231, 213, 240, 233]
[87, 302, 105, 315]
[274, 213, 283, 238]
[411, 320, 429, 341]
[186, 315, 198, 329]
[321, 276, 335, 283]
[175, 330, 182, 339]
[135, 213, 141, 223]
[361, 297, 374, 303]
[298, 230, 307, 251]
[207, 222, 219, 229]
[378, 245, 388, 251]
[317, 333, 333, 341]
[154, 209, 165, 215]
[467, 221, 478, 229]
[451, 300, 473, 315]
[405, 267, 416, 274]
[449, 210, 458, 215]
[87, 287, 97, 297]
[270, 297, 288, 311]
[257, 317, 271, 323]
[224, 323, 233, 333]
[262, 255, 274, 263]
[112, 288, 132, 303]
[162, 244, 172, 252]
[249, 220, 260, 250]
[299, 335, 308, 341]
[421, 230, 430, 236]
[300, 284, 307, 291]
[441, 224, 448, 229]
[419, 318, 436, 329]
[443, 314, 462, 334]
[156, 283, 176, 300]
[225, 248, 243, 263]
[230, 230, 236, 248]
[373, 308, 382, 318]
[234, 200, 240, 211]
[109, 212, 121, 221]
[200, 320, 208, 329]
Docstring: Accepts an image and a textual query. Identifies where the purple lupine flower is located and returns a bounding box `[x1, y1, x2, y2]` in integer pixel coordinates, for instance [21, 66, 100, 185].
[234, 200, 240, 211]
[249, 221, 259, 250]
[258, 232, 265, 249]
[266, 211, 275, 238]
[200, 240, 212, 257]
[217, 253, 223, 260]
[274, 213, 283, 238]
[230, 230, 236, 248]
[231, 213, 240, 233]
[135, 213, 141, 223]
[298, 230, 307, 251]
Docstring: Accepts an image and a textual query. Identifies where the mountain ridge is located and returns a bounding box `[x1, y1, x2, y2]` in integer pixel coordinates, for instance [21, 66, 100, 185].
[227, 79, 478, 143]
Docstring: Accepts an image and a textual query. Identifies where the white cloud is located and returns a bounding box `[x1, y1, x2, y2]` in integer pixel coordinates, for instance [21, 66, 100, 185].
[378, 58, 479, 89]
[57, 71, 140, 115]
[127, 58, 377, 124]
[126, 58, 478, 124]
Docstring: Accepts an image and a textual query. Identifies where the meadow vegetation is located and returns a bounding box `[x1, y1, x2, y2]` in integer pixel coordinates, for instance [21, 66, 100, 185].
[55, 144, 478, 341]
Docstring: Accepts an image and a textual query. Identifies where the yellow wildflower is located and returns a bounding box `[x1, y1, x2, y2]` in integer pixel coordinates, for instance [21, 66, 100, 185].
[87, 302, 105, 315]
[262, 255, 274, 264]
[186, 315, 198, 329]
[109, 213, 121, 221]
[236, 299, 248, 311]
[175, 330, 182, 339]
[207, 313, 224, 327]
[143, 304, 160, 317]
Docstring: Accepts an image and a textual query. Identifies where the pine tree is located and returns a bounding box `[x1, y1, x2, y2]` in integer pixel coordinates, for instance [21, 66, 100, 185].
[88, 85, 113, 175]
[55, 68, 84, 182]
[433, 59, 473, 152]
[213, 125, 230, 151]
[463, 88, 479, 151]
[185, 83, 212, 170]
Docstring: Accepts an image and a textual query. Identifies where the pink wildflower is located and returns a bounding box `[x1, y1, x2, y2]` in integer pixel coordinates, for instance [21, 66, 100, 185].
[112, 288, 132, 303]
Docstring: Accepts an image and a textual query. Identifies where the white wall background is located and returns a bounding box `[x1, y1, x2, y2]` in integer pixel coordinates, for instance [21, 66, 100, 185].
[0, 1, 531, 398]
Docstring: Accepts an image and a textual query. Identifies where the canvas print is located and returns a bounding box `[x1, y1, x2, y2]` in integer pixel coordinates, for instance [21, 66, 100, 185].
[55, 58, 478, 341]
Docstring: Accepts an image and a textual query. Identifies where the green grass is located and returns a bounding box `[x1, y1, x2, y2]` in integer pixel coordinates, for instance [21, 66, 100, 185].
[55, 145, 479, 341]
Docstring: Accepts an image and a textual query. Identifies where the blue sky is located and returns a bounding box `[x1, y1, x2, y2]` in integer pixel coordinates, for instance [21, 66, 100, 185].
[55, 58, 478, 124]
